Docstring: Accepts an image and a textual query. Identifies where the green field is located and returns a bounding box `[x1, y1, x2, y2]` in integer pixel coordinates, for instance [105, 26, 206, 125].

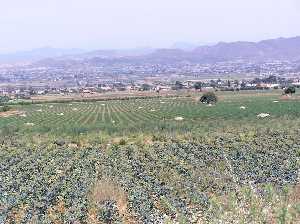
[1, 91, 300, 223]
[1, 91, 300, 138]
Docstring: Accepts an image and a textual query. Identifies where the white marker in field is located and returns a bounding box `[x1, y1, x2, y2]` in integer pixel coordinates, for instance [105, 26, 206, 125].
[174, 116, 184, 121]
[25, 122, 35, 126]
[257, 113, 270, 118]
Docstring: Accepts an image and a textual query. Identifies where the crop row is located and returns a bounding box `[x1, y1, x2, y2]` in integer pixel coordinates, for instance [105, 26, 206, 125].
[1, 131, 299, 223]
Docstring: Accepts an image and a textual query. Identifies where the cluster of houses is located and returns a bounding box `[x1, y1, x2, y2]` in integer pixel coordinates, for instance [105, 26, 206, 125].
[1, 75, 299, 99]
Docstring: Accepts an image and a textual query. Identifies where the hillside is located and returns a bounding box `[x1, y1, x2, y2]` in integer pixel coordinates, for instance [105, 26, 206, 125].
[0, 47, 85, 64]
[31, 36, 300, 67]
[144, 36, 300, 63]
[192, 36, 300, 62]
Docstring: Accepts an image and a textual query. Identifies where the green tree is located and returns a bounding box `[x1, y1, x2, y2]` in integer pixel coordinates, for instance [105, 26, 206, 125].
[227, 80, 231, 87]
[200, 92, 218, 104]
[284, 86, 296, 95]
[241, 81, 246, 89]
[173, 81, 184, 90]
[194, 82, 202, 91]
[141, 84, 151, 91]
[0, 105, 11, 112]
[0, 96, 10, 105]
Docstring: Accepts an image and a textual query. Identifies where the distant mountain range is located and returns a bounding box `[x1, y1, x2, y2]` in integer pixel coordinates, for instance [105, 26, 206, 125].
[142, 36, 300, 64]
[2, 36, 300, 65]
[0, 47, 157, 64]
[0, 47, 85, 64]
[170, 41, 216, 50]
[192, 37, 300, 62]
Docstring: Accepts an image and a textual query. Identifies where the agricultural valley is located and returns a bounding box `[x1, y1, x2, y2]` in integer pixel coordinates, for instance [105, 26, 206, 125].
[1, 90, 299, 223]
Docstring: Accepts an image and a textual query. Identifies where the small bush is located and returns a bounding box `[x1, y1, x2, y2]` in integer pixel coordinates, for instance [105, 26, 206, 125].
[0, 96, 10, 104]
[284, 86, 296, 95]
[200, 92, 218, 104]
[0, 105, 11, 112]
[119, 139, 126, 145]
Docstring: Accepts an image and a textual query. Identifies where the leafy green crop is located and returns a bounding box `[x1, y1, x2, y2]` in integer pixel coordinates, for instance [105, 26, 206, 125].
[1, 131, 299, 223]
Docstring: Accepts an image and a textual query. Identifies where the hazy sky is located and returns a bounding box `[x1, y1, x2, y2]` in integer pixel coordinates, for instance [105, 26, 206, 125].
[1, 0, 300, 53]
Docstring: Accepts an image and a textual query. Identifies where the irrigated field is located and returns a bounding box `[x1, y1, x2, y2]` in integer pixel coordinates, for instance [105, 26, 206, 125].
[0, 91, 300, 223]
[1, 91, 300, 138]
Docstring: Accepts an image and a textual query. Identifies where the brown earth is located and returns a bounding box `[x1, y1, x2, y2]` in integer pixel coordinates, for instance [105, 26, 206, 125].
[0, 110, 23, 118]
[30, 90, 189, 103]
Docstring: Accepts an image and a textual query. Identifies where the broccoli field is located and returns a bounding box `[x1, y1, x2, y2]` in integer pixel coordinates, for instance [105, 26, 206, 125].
[0, 91, 300, 223]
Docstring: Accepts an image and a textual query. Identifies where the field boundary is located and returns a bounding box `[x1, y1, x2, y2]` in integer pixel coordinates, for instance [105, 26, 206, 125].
[9, 94, 191, 106]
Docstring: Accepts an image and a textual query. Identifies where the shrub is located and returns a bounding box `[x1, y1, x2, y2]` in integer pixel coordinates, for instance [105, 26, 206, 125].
[141, 84, 151, 91]
[200, 92, 218, 104]
[172, 81, 184, 90]
[194, 82, 202, 91]
[119, 139, 126, 145]
[0, 96, 10, 104]
[284, 86, 296, 95]
[0, 105, 11, 112]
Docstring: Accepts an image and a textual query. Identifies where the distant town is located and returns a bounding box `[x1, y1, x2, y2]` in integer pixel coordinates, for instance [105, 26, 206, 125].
[1, 60, 300, 100]
[2, 36, 300, 99]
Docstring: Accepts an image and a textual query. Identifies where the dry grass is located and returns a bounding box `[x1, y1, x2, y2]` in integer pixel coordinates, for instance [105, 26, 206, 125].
[46, 197, 66, 224]
[87, 179, 137, 224]
[207, 184, 300, 224]
[5, 204, 28, 224]
[288, 184, 300, 204]
[30, 90, 186, 103]
[86, 206, 101, 224]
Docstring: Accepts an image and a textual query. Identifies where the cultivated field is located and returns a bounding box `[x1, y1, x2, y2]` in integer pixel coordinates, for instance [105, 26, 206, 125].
[2, 90, 300, 138]
[0, 90, 300, 223]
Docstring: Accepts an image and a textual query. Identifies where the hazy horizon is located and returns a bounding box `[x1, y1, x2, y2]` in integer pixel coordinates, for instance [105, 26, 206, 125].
[1, 0, 300, 53]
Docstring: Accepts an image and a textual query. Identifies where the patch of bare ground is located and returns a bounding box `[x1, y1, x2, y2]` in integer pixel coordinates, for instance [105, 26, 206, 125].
[0, 110, 23, 118]
[87, 180, 137, 224]
[46, 197, 66, 223]
[5, 204, 29, 223]
[280, 94, 292, 100]
[142, 136, 154, 145]
[280, 94, 300, 101]
[265, 183, 300, 223]
[30, 90, 186, 103]
[287, 184, 300, 217]
[289, 184, 300, 204]
[110, 137, 124, 145]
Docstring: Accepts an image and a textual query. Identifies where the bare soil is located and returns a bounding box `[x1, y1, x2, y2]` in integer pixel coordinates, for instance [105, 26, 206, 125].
[0, 110, 23, 118]
[30, 90, 188, 103]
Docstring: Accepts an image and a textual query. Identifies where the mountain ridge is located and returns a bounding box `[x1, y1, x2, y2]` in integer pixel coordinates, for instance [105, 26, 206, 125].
[4, 36, 300, 65]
